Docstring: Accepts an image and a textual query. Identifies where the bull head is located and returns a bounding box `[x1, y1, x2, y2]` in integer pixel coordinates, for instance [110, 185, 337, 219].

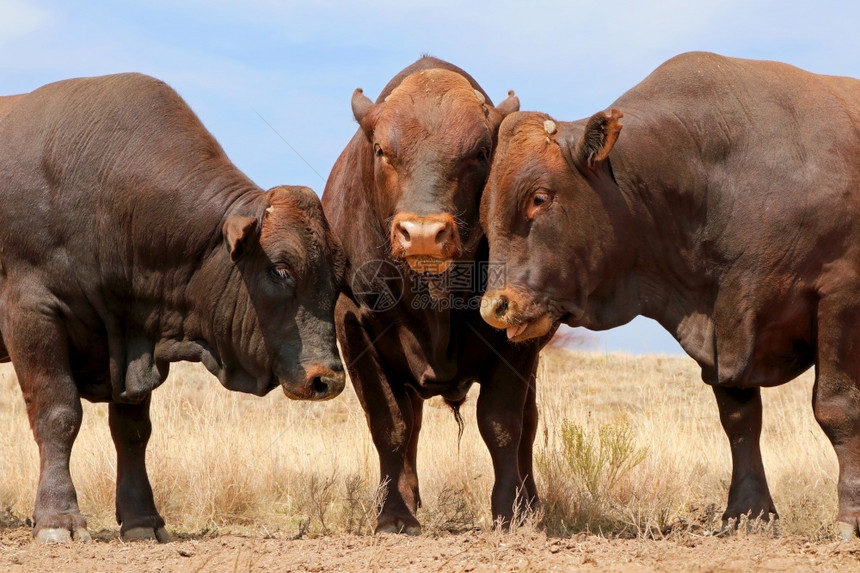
[206, 186, 345, 399]
[351, 69, 519, 275]
[480, 109, 625, 342]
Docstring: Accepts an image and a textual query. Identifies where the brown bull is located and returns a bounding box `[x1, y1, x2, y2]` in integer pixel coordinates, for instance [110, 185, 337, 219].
[0, 73, 345, 543]
[480, 51, 860, 539]
[322, 57, 551, 534]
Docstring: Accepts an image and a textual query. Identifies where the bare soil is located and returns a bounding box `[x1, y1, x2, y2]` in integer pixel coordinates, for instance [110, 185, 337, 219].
[1, 524, 859, 572]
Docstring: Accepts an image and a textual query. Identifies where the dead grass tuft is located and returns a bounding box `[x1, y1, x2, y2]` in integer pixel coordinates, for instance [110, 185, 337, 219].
[0, 348, 840, 540]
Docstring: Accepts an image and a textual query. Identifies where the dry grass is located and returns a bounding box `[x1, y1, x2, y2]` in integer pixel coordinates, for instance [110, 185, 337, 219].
[0, 348, 840, 540]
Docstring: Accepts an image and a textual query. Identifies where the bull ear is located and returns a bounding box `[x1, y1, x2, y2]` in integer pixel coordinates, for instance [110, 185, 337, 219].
[351, 88, 375, 124]
[574, 108, 623, 168]
[223, 215, 258, 262]
[496, 90, 520, 118]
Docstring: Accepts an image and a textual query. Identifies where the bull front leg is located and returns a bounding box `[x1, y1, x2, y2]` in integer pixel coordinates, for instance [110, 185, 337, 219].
[403, 390, 424, 512]
[109, 396, 169, 542]
[1, 302, 89, 543]
[712, 385, 777, 527]
[338, 310, 422, 535]
[477, 351, 538, 528]
[354, 369, 421, 535]
[518, 378, 539, 509]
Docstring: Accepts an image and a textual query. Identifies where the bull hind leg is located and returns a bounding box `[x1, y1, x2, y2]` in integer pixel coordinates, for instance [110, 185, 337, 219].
[813, 295, 860, 539]
[2, 303, 90, 542]
[0, 331, 8, 362]
[109, 397, 169, 542]
[712, 385, 777, 528]
[0, 319, 10, 362]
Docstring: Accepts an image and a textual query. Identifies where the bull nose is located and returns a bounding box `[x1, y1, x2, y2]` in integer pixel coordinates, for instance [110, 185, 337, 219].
[481, 291, 513, 329]
[391, 214, 455, 257]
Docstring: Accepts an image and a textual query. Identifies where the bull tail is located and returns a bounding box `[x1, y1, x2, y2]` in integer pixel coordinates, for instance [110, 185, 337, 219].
[444, 397, 466, 451]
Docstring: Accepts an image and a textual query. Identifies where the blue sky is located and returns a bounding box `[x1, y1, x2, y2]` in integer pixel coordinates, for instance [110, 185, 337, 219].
[2, 0, 858, 355]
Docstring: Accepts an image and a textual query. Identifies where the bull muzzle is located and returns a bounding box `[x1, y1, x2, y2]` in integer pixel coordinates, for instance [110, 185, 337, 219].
[481, 288, 557, 342]
[281, 363, 346, 401]
[390, 212, 460, 273]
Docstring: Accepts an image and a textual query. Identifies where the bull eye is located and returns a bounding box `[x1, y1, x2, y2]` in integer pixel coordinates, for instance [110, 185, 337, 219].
[476, 147, 489, 162]
[373, 143, 384, 158]
[269, 266, 295, 288]
[527, 190, 551, 218]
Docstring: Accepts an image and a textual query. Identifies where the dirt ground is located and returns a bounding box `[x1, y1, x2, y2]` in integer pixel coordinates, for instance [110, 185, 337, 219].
[1, 525, 859, 572]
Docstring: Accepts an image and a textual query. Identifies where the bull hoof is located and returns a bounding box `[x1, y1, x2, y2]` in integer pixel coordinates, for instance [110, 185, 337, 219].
[122, 526, 170, 543]
[376, 519, 421, 536]
[34, 527, 91, 544]
[837, 521, 859, 541]
[34, 528, 70, 544]
[719, 511, 778, 537]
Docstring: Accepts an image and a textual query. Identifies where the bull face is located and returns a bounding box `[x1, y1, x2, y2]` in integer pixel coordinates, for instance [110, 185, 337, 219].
[479, 110, 625, 342]
[351, 69, 519, 274]
[207, 185, 346, 400]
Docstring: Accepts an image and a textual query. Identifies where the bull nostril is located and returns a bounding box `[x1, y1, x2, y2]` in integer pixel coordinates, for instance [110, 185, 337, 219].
[312, 376, 330, 395]
[434, 225, 451, 245]
[396, 223, 411, 244]
[494, 295, 509, 319]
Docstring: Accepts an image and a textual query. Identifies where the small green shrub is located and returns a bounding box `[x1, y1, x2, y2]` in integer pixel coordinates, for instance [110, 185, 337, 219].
[537, 418, 647, 535]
